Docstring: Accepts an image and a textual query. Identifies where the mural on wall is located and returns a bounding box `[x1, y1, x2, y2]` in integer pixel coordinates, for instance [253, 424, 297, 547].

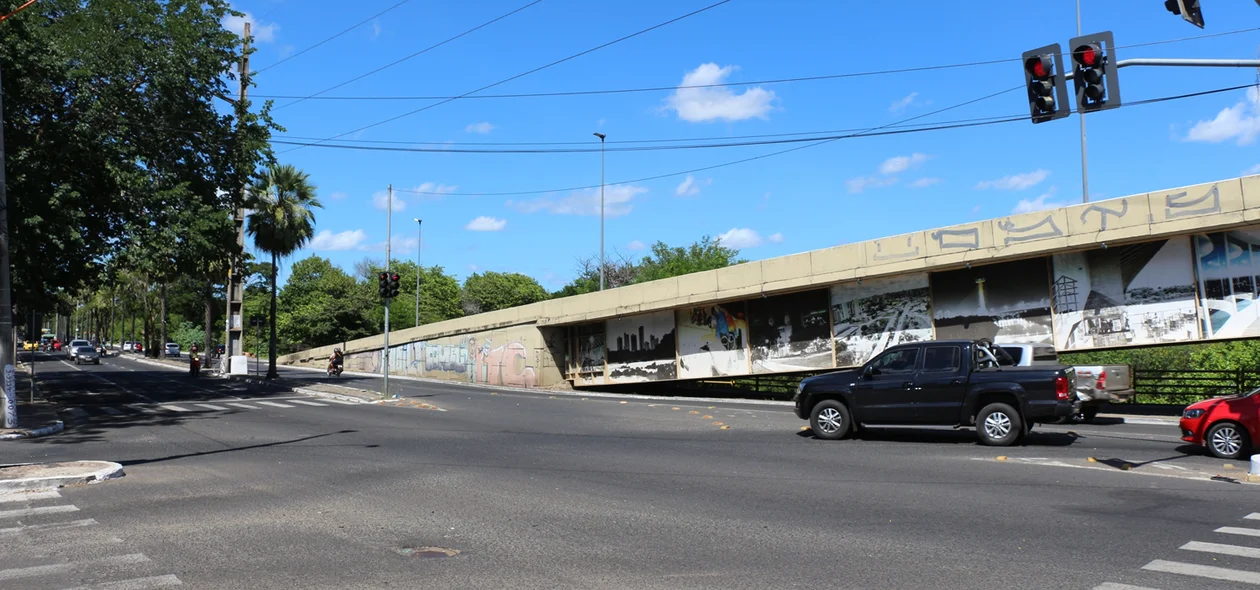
[677, 303, 750, 378]
[606, 310, 677, 383]
[574, 323, 606, 385]
[931, 258, 1054, 344]
[830, 274, 933, 367]
[1195, 228, 1260, 339]
[747, 289, 832, 373]
[347, 335, 538, 387]
[1052, 237, 1200, 350]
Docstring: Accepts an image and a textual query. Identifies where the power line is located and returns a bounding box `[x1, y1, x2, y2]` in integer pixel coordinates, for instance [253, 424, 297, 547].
[250, 25, 1260, 103]
[274, 0, 545, 110]
[278, 0, 735, 153]
[255, 0, 419, 74]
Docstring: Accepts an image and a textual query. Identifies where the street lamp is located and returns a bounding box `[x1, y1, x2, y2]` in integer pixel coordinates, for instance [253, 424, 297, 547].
[413, 218, 422, 327]
[593, 132, 606, 291]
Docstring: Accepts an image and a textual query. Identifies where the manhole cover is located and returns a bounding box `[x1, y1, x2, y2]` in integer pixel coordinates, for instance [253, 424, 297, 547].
[396, 546, 460, 558]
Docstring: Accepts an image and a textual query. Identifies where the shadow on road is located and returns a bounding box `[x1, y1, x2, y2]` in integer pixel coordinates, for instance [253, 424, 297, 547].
[120, 429, 359, 466]
[795, 426, 1080, 447]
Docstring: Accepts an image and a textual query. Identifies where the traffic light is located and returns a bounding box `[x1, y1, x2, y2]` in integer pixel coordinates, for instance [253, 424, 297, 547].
[387, 273, 401, 298]
[1069, 32, 1121, 114]
[1021, 44, 1069, 124]
[378, 272, 390, 299]
[1165, 0, 1205, 28]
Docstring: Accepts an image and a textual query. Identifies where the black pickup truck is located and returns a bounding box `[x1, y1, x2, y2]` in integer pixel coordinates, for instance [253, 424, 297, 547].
[793, 339, 1079, 446]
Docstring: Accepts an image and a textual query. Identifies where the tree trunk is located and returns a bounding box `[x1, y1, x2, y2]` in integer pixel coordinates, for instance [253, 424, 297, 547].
[129, 307, 135, 346]
[108, 295, 116, 347]
[267, 252, 279, 379]
[159, 282, 168, 359]
[202, 280, 214, 361]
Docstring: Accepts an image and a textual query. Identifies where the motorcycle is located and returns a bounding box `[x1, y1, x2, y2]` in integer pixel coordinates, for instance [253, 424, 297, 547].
[327, 363, 343, 377]
[189, 355, 201, 378]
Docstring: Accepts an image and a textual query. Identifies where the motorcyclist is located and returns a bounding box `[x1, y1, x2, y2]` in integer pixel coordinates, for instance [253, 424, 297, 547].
[328, 348, 344, 374]
[189, 346, 201, 377]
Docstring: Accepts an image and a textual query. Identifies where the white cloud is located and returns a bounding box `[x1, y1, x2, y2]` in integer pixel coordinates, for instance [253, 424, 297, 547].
[889, 92, 919, 113]
[846, 176, 898, 194]
[329, 191, 348, 200]
[674, 175, 710, 197]
[1185, 87, 1260, 146]
[360, 235, 418, 252]
[372, 191, 406, 211]
[627, 240, 647, 251]
[879, 153, 930, 175]
[308, 229, 367, 251]
[371, 20, 382, 39]
[465, 216, 506, 232]
[507, 184, 647, 218]
[976, 169, 1050, 191]
[768, 232, 784, 244]
[465, 122, 494, 134]
[1246, 163, 1260, 175]
[407, 182, 459, 199]
[222, 11, 277, 43]
[910, 177, 941, 188]
[665, 63, 775, 123]
[971, 205, 982, 214]
[1012, 188, 1067, 214]
[717, 228, 768, 249]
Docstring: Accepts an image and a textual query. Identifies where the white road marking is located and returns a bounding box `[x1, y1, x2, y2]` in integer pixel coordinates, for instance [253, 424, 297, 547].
[1093, 584, 1162, 590]
[0, 553, 149, 582]
[1142, 559, 1260, 584]
[322, 398, 360, 405]
[158, 405, 191, 413]
[1182, 540, 1260, 558]
[1217, 526, 1260, 538]
[1244, 513, 1260, 521]
[65, 407, 89, 418]
[126, 404, 157, 414]
[0, 518, 96, 535]
[60, 574, 184, 589]
[255, 401, 294, 408]
[0, 505, 78, 519]
[0, 490, 60, 503]
[226, 403, 258, 410]
[101, 406, 124, 416]
[193, 404, 228, 411]
[288, 399, 327, 407]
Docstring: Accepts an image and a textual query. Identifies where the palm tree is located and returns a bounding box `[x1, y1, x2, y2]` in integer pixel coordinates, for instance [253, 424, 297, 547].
[246, 164, 321, 379]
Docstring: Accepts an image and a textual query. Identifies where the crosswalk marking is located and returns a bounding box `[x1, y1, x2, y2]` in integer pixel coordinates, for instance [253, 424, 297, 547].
[0, 490, 60, 503]
[1216, 526, 1260, 537]
[1093, 583, 1161, 590]
[66, 407, 89, 417]
[255, 401, 294, 408]
[1142, 559, 1260, 584]
[226, 403, 258, 410]
[193, 404, 228, 411]
[60, 573, 184, 590]
[1245, 513, 1260, 521]
[322, 398, 359, 405]
[0, 505, 78, 519]
[288, 399, 327, 406]
[1181, 540, 1260, 559]
[0, 553, 149, 581]
[0, 518, 97, 535]
[101, 406, 124, 416]
[158, 405, 190, 413]
[126, 404, 157, 414]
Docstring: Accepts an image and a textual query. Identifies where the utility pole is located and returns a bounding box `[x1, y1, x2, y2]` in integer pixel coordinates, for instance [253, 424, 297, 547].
[383, 184, 392, 399]
[413, 218, 422, 328]
[0, 63, 16, 428]
[224, 22, 250, 374]
[593, 132, 606, 290]
[1076, 0, 1090, 203]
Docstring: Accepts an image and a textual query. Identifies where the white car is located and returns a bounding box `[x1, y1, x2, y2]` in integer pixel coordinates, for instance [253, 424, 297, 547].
[165, 343, 181, 357]
[67, 339, 90, 359]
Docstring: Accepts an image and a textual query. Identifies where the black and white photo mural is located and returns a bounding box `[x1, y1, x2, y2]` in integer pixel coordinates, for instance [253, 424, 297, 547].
[606, 310, 677, 383]
[1051, 237, 1200, 350]
[574, 322, 606, 385]
[747, 289, 833, 373]
[830, 274, 933, 367]
[677, 303, 750, 378]
[1195, 228, 1260, 339]
[931, 258, 1054, 344]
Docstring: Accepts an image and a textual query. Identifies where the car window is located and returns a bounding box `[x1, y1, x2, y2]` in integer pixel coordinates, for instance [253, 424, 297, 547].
[870, 348, 919, 374]
[76, 347, 94, 353]
[922, 346, 961, 372]
[999, 346, 1024, 364]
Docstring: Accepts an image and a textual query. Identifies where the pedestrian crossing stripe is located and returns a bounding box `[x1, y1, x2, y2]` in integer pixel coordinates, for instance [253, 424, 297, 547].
[59, 398, 355, 417]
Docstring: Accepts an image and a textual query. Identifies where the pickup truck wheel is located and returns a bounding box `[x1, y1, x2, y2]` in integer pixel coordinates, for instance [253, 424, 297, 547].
[977, 403, 1023, 447]
[1081, 406, 1099, 423]
[809, 400, 852, 441]
[1206, 422, 1249, 460]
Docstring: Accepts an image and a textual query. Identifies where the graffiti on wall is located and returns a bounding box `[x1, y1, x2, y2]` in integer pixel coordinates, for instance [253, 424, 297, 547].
[831, 274, 933, 367]
[575, 322, 606, 383]
[606, 310, 678, 383]
[677, 303, 749, 378]
[747, 289, 833, 373]
[346, 336, 538, 387]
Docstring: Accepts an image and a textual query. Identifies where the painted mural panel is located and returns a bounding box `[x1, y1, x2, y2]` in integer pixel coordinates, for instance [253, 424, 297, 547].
[677, 303, 750, 379]
[346, 332, 539, 387]
[747, 289, 832, 373]
[1195, 228, 1260, 339]
[830, 274, 933, 368]
[606, 310, 678, 383]
[931, 258, 1054, 344]
[1052, 237, 1200, 350]
[574, 322, 606, 385]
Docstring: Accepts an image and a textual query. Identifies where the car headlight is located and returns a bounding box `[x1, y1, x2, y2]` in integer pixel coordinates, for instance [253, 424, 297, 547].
[1183, 408, 1205, 419]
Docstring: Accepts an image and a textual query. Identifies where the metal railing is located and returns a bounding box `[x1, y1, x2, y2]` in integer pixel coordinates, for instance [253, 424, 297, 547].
[1131, 369, 1260, 404]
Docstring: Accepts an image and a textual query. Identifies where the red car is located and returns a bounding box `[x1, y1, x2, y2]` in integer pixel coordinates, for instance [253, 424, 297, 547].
[52, 339, 62, 351]
[1180, 390, 1259, 460]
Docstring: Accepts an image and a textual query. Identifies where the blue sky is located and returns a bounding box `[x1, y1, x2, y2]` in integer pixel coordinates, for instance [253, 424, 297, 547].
[227, 0, 1260, 290]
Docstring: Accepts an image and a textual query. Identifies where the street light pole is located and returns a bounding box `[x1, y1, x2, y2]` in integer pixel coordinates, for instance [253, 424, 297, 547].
[593, 132, 606, 291]
[1076, 0, 1090, 203]
[413, 218, 422, 328]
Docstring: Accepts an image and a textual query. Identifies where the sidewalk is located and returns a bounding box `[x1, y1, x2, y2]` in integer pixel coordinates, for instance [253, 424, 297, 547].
[1, 362, 65, 440]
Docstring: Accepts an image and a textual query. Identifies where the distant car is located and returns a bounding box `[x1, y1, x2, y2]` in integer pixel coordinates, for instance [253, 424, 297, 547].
[215, 344, 225, 357]
[67, 339, 90, 359]
[22, 341, 38, 351]
[165, 343, 180, 357]
[122, 341, 132, 353]
[74, 346, 100, 365]
[132, 342, 143, 354]
[52, 339, 62, 352]
[1180, 388, 1260, 460]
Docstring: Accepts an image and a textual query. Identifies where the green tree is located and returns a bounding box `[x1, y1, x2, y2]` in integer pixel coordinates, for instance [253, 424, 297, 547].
[636, 236, 746, 283]
[355, 259, 464, 328]
[462, 271, 548, 314]
[277, 256, 374, 351]
[246, 164, 321, 378]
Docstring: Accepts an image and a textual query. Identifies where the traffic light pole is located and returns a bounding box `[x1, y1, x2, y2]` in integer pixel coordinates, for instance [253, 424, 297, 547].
[383, 185, 391, 400]
[0, 63, 15, 429]
[1076, 1, 1090, 204]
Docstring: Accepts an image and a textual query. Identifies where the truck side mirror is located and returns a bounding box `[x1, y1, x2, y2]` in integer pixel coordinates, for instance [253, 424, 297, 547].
[862, 365, 875, 379]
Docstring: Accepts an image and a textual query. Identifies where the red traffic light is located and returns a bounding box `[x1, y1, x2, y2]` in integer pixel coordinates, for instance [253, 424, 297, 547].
[391, 273, 400, 282]
[379, 272, 389, 280]
[1073, 44, 1100, 66]
[1024, 55, 1052, 79]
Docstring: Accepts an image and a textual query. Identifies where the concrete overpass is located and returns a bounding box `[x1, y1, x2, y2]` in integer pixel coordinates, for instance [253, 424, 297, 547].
[280, 174, 1260, 389]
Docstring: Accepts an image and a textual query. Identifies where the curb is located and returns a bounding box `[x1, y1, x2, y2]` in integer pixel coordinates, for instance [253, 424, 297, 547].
[0, 421, 65, 441]
[0, 461, 124, 491]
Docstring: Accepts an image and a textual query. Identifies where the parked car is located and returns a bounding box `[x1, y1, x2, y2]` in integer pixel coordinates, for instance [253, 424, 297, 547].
[67, 339, 90, 360]
[132, 342, 143, 354]
[1180, 389, 1259, 460]
[74, 345, 101, 365]
[998, 343, 1134, 423]
[794, 339, 1079, 446]
[122, 341, 132, 353]
[165, 343, 181, 357]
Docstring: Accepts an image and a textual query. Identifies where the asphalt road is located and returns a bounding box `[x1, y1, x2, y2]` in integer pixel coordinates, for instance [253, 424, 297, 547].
[3, 351, 1259, 590]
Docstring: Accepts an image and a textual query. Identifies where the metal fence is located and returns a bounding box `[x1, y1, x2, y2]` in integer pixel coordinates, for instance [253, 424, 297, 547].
[1132, 369, 1260, 404]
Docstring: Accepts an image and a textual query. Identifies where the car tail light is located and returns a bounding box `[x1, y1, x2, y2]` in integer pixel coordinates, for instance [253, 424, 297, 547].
[1096, 370, 1106, 390]
[1055, 375, 1071, 401]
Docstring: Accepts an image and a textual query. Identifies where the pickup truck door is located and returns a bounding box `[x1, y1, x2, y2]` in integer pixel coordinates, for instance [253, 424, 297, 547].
[910, 345, 969, 424]
[850, 346, 922, 424]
